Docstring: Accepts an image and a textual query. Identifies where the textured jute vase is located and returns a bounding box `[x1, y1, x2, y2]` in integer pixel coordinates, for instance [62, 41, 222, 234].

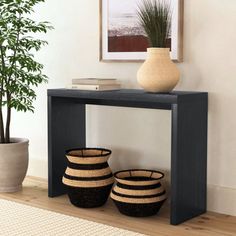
[62, 148, 114, 208]
[111, 169, 167, 217]
[137, 48, 180, 93]
[0, 138, 29, 192]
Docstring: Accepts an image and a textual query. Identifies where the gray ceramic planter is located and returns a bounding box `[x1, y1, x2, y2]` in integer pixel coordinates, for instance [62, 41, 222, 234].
[0, 138, 29, 192]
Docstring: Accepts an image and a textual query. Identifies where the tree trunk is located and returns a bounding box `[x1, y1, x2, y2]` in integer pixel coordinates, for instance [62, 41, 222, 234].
[0, 46, 6, 143]
[0, 107, 5, 143]
[0, 80, 4, 143]
[5, 93, 11, 143]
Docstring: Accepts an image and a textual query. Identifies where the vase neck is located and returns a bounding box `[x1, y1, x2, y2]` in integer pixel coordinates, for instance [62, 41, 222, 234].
[147, 48, 170, 60]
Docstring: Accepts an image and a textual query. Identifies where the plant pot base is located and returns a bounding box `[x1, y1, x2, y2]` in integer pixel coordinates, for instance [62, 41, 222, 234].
[0, 184, 22, 193]
[0, 138, 29, 193]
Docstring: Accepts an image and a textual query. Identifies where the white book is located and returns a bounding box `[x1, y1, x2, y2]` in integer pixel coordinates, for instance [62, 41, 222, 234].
[66, 84, 121, 91]
[72, 78, 118, 85]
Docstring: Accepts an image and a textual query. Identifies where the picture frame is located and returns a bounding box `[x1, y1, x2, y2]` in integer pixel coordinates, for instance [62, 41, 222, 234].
[99, 0, 184, 62]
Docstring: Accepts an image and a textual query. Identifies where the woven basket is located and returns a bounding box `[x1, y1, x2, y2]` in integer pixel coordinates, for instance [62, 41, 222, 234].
[62, 148, 114, 208]
[110, 169, 166, 217]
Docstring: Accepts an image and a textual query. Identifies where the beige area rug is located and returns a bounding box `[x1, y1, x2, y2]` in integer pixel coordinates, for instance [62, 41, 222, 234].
[0, 199, 145, 236]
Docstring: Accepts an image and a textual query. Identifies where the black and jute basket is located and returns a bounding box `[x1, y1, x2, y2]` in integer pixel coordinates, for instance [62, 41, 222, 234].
[62, 148, 114, 208]
[110, 169, 166, 217]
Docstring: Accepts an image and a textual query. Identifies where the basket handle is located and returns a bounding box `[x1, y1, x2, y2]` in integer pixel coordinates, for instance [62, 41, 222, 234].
[150, 171, 154, 178]
[129, 170, 132, 177]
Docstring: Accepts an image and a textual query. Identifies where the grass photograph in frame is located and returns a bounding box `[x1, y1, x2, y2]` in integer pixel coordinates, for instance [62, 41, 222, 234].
[100, 0, 183, 62]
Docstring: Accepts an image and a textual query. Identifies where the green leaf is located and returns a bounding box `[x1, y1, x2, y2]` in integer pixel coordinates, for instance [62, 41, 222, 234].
[0, 0, 53, 141]
[137, 0, 172, 48]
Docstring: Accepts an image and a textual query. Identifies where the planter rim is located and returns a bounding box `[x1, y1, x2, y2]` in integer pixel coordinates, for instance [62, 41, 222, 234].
[0, 137, 29, 146]
[66, 147, 112, 158]
[114, 169, 164, 181]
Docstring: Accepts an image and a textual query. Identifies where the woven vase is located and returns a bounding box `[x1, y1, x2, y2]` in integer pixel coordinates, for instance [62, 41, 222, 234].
[110, 169, 167, 217]
[137, 48, 180, 93]
[62, 148, 114, 208]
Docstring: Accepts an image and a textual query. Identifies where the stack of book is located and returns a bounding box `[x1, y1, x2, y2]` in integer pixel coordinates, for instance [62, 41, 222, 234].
[66, 78, 121, 91]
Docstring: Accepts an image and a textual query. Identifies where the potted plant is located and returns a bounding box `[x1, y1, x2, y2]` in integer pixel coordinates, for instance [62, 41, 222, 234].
[137, 0, 180, 93]
[0, 0, 52, 192]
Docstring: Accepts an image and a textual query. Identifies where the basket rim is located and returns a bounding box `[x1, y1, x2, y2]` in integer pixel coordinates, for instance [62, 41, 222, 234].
[66, 147, 112, 158]
[114, 169, 164, 181]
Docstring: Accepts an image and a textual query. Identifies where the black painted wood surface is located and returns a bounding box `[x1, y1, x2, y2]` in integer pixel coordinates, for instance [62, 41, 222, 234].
[171, 98, 208, 225]
[48, 96, 86, 197]
[47, 89, 208, 225]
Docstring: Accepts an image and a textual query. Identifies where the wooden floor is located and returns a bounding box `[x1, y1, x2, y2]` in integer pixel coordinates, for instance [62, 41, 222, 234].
[0, 176, 235, 236]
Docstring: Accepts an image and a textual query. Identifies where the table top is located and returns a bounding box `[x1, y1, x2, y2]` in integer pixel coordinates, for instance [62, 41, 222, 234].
[47, 89, 208, 109]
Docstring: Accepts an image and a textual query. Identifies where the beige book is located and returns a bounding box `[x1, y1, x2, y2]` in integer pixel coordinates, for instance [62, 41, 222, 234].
[72, 78, 118, 85]
[66, 84, 121, 91]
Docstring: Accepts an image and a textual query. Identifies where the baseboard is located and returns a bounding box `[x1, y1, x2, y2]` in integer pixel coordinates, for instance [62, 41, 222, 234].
[207, 184, 236, 216]
[27, 159, 236, 216]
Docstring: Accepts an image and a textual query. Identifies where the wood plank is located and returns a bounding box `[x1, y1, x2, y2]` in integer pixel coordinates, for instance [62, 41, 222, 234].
[0, 176, 235, 236]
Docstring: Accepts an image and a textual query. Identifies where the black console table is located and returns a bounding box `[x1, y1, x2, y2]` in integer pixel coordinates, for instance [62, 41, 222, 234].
[47, 89, 208, 225]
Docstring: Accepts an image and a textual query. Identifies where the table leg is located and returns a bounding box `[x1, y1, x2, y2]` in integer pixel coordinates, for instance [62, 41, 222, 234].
[48, 97, 86, 197]
[171, 97, 208, 225]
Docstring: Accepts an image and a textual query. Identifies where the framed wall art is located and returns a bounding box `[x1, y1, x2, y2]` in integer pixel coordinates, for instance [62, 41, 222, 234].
[100, 0, 183, 62]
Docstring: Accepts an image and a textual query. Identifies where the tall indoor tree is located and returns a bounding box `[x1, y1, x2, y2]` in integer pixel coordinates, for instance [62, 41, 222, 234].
[0, 0, 53, 143]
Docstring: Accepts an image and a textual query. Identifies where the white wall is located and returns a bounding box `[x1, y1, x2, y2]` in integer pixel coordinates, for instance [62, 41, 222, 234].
[11, 0, 236, 215]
